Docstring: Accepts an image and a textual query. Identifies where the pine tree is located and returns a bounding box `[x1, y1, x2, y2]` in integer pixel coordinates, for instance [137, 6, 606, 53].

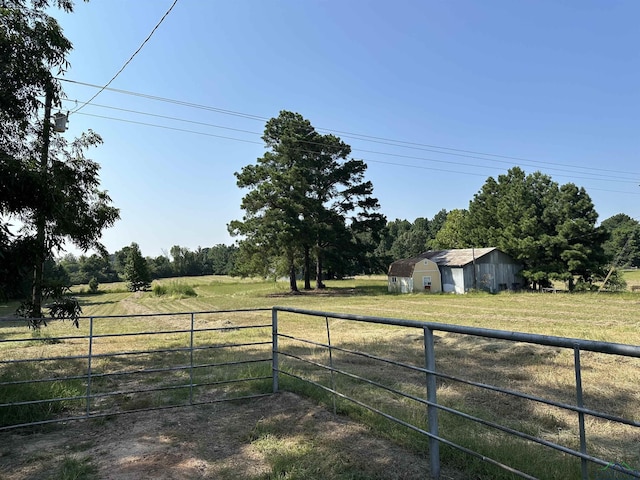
[124, 243, 151, 292]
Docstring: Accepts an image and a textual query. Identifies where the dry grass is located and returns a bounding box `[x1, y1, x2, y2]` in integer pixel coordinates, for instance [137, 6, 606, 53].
[1, 274, 639, 479]
[274, 311, 639, 479]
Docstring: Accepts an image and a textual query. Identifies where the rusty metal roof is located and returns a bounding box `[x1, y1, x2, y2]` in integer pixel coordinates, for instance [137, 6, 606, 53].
[387, 256, 429, 277]
[421, 247, 498, 267]
[388, 248, 499, 276]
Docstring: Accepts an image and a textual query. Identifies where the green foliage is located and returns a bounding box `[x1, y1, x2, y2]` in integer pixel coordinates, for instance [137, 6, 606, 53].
[431, 209, 470, 249]
[168, 282, 197, 297]
[88, 277, 99, 293]
[14, 257, 80, 328]
[152, 281, 197, 298]
[230, 111, 386, 291]
[0, 364, 83, 427]
[47, 296, 81, 327]
[59, 253, 118, 285]
[1, 1, 119, 319]
[124, 243, 151, 292]
[111, 244, 238, 280]
[152, 283, 167, 296]
[0, 1, 73, 142]
[598, 269, 627, 292]
[462, 167, 607, 290]
[147, 253, 173, 278]
[601, 213, 640, 268]
[43, 131, 120, 251]
[374, 211, 450, 264]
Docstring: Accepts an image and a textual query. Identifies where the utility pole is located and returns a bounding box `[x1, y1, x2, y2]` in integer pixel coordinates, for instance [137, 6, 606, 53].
[31, 84, 53, 322]
[598, 234, 633, 293]
[472, 246, 477, 290]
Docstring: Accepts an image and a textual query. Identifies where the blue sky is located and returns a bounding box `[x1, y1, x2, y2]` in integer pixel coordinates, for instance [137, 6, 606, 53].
[52, 0, 639, 258]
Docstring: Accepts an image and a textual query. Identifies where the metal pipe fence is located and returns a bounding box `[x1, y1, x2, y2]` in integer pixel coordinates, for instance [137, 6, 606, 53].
[0, 309, 273, 431]
[272, 306, 640, 480]
[1, 307, 639, 480]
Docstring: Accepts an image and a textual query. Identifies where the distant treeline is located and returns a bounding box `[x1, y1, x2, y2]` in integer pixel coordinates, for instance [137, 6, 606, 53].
[52, 208, 640, 289]
[57, 244, 239, 285]
[3, 204, 638, 299]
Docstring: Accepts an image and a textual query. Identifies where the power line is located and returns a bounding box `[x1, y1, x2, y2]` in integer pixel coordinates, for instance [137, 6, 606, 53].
[64, 99, 634, 181]
[63, 99, 262, 137]
[74, 111, 640, 194]
[59, 78, 640, 179]
[63, 78, 266, 121]
[71, 0, 179, 114]
[76, 112, 263, 145]
[73, 112, 492, 180]
[63, 99, 638, 185]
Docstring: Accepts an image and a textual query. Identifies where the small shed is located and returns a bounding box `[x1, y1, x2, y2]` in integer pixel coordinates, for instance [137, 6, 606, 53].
[388, 256, 442, 293]
[388, 247, 522, 294]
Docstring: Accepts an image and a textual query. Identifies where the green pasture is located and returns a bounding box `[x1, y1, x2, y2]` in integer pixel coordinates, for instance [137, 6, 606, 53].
[1, 274, 639, 479]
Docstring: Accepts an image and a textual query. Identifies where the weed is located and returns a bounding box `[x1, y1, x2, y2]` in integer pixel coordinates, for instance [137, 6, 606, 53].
[29, 328, 62, 345]
[152, 281, 196, 298]
[0, 363, 84, 427]
[152, 283, 167, 296]
[58, 456, 97, 480]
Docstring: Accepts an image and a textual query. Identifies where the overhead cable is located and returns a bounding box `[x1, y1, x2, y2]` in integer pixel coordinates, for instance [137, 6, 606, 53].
[59, 78, 640, 179]
[63, 99, 636, 184]
[71, 0, 179, 114]
[75, 111, 640, 193]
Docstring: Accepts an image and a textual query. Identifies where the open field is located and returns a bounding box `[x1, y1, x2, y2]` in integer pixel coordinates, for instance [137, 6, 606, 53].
[63, 274, 640, 344]
[1, 275, 639, 479]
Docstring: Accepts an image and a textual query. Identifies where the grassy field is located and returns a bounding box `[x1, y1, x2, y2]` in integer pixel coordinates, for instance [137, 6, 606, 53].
[57, 273, 640, 344]
[1, 274, 639, 479]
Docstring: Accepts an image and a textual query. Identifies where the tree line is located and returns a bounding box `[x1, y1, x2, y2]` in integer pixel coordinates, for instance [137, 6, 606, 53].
[6, 200, 637, 298]
[54, 243, 239, 288]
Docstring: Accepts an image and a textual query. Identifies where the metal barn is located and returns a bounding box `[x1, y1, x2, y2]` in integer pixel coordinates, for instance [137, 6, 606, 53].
[388, 248, 523, 294]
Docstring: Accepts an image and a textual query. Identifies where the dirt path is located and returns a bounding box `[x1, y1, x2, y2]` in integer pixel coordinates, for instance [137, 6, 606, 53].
[0, 392, 465, 480]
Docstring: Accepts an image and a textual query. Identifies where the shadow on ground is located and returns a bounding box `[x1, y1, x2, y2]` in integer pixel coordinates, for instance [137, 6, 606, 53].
[0, 392, 466, 480]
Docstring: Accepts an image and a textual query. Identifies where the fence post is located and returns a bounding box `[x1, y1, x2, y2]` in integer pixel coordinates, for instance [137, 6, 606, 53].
[325, 316, 337, 415]
[189, 313, 195, 405]
[272, 308, 279, 393]
[574, 346, 588, 480]
[424, 327, 440, 479]
[86, 316, 94, 418]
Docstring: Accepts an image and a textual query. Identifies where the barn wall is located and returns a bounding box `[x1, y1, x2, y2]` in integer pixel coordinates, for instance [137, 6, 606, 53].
[411, 259, 442, 293]
[388, 276, 413, 293]
[445, 260, 522, 293]
[441, 267, 465, 293]
[466, 260, 522, 292]
[463, 264, 477, 291]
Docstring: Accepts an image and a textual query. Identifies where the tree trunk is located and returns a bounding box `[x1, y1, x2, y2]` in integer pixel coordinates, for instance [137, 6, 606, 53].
[289, 262, 298, 292]
[303, 245, 311, 290]
[315, 249, 325, 289]
[31, 85, 53, 324]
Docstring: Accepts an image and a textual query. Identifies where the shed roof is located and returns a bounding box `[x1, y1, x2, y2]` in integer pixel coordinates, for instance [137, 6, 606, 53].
[387, 256, 432, 277]
[421, 247, 498, 267]
[388, 248, 504, 277]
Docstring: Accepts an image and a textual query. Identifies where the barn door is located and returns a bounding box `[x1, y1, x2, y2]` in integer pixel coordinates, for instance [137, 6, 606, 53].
[452, 269, 464, 294]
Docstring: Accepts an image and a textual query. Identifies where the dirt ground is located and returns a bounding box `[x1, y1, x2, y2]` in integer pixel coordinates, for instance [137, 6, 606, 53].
[0, 392, 466, 480]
